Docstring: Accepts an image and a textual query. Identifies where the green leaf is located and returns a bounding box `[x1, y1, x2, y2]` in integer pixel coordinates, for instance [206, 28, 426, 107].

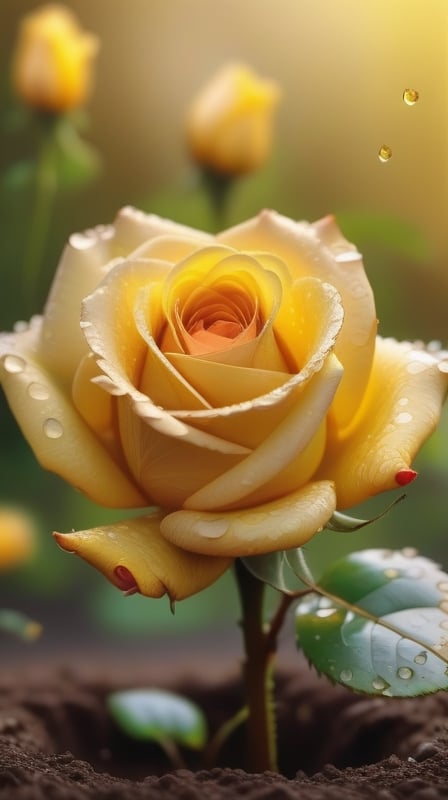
[0, 609, 41, 641]
[241, 551, 306, 594]
[295, 548, 448, 697]
[107, 689, 207, 750]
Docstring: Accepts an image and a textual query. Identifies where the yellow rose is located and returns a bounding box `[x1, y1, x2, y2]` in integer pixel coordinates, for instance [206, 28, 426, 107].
[11, 4, 99, 114]
[186, 63, 280, 176]
[1, 208, 447, 599]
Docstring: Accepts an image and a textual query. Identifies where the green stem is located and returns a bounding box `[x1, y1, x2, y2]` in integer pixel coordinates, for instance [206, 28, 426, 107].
[22, 117, 59, 314]
[234, 559, 278, 773]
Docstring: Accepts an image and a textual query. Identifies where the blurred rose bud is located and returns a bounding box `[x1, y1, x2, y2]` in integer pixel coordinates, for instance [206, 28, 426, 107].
[186, 63, 281, 177]
[0, 507, 35, 570]
[11, 4, 99, 114]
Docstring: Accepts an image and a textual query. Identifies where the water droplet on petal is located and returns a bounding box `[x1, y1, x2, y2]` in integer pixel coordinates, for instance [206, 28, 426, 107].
[43, 418, 63, 439]
[395, 412, 413, 424]
[414, 652, 427, 665]
[398, 397, 409, 407]
[2, 354, 26, 374]
[195, 519, 228, 539]
[401, 547, 418, 558]
[397, 667, 413, 680]
[403, 88, 419, 106]
[13, 320, 28, 333]
[438, 361, 448, 374]
[340, 669, 353, 682]
[378, 145, 392, 162]
[28, 382, 50, 400]
[334, 251, 361, 264]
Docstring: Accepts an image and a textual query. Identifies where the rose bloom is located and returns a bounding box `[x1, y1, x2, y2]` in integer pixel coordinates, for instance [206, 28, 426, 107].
[186, 63, 280, 176]
[1, 208, 447, 599]
[11, 4, 98, 114]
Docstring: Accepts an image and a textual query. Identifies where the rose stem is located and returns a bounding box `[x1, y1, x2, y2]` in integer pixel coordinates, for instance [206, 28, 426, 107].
[22, 116, 59, 315]
[234, 558, 278, 773]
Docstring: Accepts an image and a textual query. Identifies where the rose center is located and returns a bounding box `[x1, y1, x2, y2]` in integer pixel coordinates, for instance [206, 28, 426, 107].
[177, 282, 261, 356]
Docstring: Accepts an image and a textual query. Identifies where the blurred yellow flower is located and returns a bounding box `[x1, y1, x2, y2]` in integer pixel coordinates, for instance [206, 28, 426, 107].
[11, 4, 99, 114]
[0, 507, 35, 570]
[186, 63, 281, 176]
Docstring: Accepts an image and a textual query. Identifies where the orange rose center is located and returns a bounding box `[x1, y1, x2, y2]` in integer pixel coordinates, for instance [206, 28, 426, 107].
[177, 282, 261, 356]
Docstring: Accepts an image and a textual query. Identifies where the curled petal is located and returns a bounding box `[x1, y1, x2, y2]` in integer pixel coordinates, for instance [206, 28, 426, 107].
[218, 210, 376, 430]
[54, 511, 232, 600]
[317, 338, 448, 507]
[161, 481, 336, 557]
[0, 326, 144, 508]
[183, 353, 343, 510]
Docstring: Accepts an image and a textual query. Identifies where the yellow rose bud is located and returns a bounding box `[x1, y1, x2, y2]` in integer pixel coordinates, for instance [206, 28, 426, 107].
[186, 63, 281, 176]
[1, 208, 447, 599]
[11, 4, 99, 114]
[0, 507, 35, 570]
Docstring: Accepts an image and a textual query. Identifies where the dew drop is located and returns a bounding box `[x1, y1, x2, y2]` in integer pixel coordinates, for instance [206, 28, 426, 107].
[378, 144, 392, 163]
[397, 667, 413, 680]
[372, 678, 387, 691]
[401, 547, 418, 558]
[316, 608, 338, 618]
[43, 418, 63, 439]
[340, 669, 353, 682]
[384, 568, 399, 579]
[398, 397, 409, 407]
[2, 354, 26, 374]
[403, 88, 419, 106]
[334, 251, 361, 264]
[395, 412, 413, 424]
[27, 382, 50, 400]
[13, 320, 28, 333]
[438, 361, 448, 374]
[414, 652, 427, 665]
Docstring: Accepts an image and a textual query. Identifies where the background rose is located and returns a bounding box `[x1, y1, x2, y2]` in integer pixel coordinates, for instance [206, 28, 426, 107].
[1, 207, 447, 600]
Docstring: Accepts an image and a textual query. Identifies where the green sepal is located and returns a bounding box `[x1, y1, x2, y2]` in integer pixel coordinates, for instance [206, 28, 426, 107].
[241, 551, 307, 594]
[325, 494, 405, 532]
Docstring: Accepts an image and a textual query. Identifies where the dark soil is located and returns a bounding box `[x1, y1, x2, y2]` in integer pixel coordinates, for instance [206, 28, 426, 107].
[1, 653, 448, 799]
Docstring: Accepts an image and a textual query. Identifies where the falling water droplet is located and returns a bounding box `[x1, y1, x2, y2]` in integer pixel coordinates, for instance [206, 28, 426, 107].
[2, 355, 26, 374]
[397, 667, 414, 680]
[403, 88, 419, 106]
[43, 418, 63, 439]
[28, 383, 50, 400]
[378, 144, 392, 163]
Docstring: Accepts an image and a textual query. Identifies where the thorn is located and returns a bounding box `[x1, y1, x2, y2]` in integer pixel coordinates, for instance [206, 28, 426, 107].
[395, 469, 418, 487]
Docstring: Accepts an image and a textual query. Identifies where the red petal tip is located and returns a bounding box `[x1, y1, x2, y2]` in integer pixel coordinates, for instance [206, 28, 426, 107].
[395, 469, 418, 487]
[113, 565, 140, 594]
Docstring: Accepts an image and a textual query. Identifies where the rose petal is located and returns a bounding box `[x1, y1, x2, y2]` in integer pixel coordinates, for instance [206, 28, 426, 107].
[53, 510, 232, 600]
[317, 337, 448, 507]
[0, 325, 145, 508]
[218, 210, 376, 430]
[113, 206, 213, 253]
[161, 481, 336, 557]
[183, 353, 343, 510]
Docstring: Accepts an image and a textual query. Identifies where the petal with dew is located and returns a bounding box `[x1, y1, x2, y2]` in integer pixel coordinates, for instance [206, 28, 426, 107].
[183, 353, 343, 510]
[161, 481, 336, 557]
[54, 510, 232, 600]
[317, 337, 448, 508]
[112, 206, 213, 255]
[218, 210, 376, 430]
[0, 325, 145, 508]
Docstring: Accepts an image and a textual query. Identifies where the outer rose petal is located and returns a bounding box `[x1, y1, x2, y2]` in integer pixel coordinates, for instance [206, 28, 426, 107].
[218, 211, 377, 431]
[161, 481, 336, 557]
[317, 338, 448, 508]
[54, 511, 232, 600]
[0, 324, 145, 508]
